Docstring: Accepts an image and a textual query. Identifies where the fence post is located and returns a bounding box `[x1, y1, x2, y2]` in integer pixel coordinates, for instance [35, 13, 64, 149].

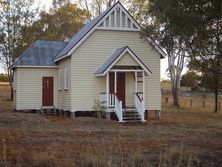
[190, 99, 192, 108]
[165, 97, 168, 104]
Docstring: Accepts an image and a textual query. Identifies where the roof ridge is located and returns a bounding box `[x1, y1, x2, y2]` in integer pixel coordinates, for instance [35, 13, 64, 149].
[54, 2, 120, 61]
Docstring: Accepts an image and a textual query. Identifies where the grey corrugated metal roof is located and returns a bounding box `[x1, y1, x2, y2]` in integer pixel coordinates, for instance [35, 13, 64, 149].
[95, 46, 128, 75]
[54, 6, 113, 61]
[12, 40, 67, 67]
[95, 46, 152, 75]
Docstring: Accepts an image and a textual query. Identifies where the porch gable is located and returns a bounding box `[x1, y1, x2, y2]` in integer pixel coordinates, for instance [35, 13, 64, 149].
[116, 52, 138, 66]
[95, 46, 152, 76]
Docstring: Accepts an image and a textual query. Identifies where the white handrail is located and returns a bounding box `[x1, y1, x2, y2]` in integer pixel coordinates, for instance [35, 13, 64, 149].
[109, 93, 115, 107]
[115, 95, 123, 122]
[99, 93, 115, 107]
[134, 93, 145, 121]
[99, 93, 123, 122]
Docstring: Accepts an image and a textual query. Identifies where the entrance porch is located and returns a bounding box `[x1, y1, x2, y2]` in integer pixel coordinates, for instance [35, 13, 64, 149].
[104, 70, 145, 122]
[95, 46, 152, 122]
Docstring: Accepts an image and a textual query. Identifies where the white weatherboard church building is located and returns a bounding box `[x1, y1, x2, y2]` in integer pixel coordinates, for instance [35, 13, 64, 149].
[11, 2, 166, 122]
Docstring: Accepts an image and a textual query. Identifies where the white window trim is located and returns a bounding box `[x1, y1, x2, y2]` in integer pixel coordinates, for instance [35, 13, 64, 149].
[64, 68, 68, 90]
[58, 70, 62, 90]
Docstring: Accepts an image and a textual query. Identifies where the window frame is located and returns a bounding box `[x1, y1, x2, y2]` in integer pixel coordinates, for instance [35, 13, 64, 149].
[64, 68, 68, 90]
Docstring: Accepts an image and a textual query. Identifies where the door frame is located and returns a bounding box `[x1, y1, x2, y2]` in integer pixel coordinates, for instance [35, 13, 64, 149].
[42, 77, 54, 106]
[117, 72, 125, 108]
[109, 72, 126, 108]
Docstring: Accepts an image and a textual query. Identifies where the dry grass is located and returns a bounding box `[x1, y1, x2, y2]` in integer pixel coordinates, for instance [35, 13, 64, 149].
[0, 84, 222, 166]
[161, 81, 191, 92]
[1, 113, 221, 166]
[0, 82, 12, 112]
[162, 95, 222, 113]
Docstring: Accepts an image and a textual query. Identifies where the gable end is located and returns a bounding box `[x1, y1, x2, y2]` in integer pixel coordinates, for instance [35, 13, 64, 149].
[54, 2, 166, 63]
[96, 3, 140, 31]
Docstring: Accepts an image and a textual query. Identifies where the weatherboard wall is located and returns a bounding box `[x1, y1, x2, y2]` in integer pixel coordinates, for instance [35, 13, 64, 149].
[13, 69, 17, 108]
[70, 29, 161, 111]
[116, 52, 138, 66]
[57, 57, 71, 111]
[15, 68, 58, 110]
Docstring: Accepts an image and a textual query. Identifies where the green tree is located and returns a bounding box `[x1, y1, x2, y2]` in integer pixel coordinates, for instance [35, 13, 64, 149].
[0, 1, 89, 100]
[78, 0, 128, 18]
[180, 72, 199, 91]
[188, 61, 222, 91]
[131, 0, 222, 112]
[0, 0, 38, 100]
[131, 0, 188, 107]
[184, 0, 222, 112]
[0, 73, 9, 82]
[52, 0, 70, 9]
[20, 3, 88, 51]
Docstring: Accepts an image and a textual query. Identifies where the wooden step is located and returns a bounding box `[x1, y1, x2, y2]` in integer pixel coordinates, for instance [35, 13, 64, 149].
[122, 120, 144, 123]
[122, 108, 144, 122]
[40, 106, 56, 115]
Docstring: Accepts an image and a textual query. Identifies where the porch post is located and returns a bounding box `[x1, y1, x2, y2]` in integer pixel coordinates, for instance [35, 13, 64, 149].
[106, 72, 109, 107]
[134, 71, 137, 93]
[142, 71, 145, 101]
[114, 71, 117, 94]
[142, 71, 145, 121]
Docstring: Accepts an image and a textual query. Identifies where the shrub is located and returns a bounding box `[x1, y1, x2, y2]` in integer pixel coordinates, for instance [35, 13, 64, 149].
[0, 74, 9, 82]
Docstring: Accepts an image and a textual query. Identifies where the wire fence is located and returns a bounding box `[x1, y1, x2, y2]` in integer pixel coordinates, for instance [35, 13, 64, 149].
[162, 95, 222, 112]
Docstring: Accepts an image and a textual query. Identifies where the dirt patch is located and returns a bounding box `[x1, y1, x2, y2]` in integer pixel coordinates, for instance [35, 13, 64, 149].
[0, 110, 221, 166]
[44, 115, 73, 124]
[0, 84, 222, 166]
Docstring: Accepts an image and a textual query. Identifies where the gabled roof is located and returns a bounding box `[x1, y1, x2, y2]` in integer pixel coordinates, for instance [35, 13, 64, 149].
[54, 2, 166, 62]
[11, 40, 67, 68]
[95, 46, 152, 76]
[54, 7, 112, 62]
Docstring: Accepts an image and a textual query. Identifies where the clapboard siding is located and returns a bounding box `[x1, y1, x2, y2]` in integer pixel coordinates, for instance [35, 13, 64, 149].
[70, 29, 161, 111]
[116, 52, 138, 66]
[15, 68, 58, 110]
[58, 57, 71, 111]
[13, 69, 17, 108]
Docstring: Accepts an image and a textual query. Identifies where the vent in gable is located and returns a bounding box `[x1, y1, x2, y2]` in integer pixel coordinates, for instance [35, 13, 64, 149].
[96, 4, 140, 31]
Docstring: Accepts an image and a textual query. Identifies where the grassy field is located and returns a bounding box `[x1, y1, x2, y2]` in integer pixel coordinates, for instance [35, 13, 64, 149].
[0, 83, 222, 166]
[0, 82, 12, 112]
[163, 95, 222, 113]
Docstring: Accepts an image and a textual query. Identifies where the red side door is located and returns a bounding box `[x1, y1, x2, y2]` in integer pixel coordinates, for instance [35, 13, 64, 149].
[42, 77, 53, 106]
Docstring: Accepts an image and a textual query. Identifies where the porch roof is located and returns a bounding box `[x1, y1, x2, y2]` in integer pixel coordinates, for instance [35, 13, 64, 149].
[95, 46, 152, 76]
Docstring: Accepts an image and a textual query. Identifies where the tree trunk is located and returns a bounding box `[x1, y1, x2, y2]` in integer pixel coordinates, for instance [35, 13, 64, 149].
[7, 69, 13, 101]
[214, 72, 219, 113]
[172, 87, 180, 107]
[10, 84, 13, 101]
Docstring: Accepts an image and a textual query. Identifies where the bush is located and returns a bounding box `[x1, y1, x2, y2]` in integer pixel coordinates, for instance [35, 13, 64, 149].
[0, 74, 9, 82]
